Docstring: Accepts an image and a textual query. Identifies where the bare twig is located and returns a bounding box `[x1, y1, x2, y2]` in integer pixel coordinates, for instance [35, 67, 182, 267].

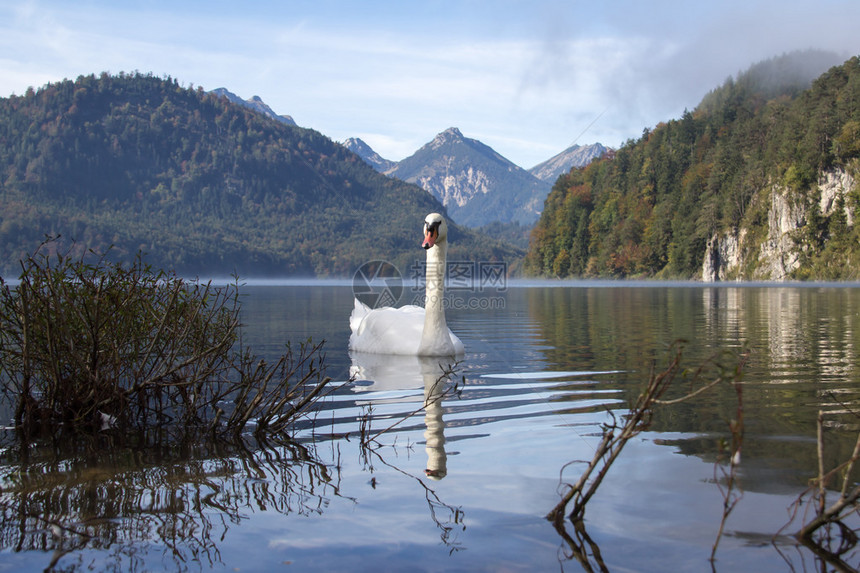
[548, 342, 752, 569]
[710, 371, 745, 561]
[547, 343, 684, 526]
[794, 426, 860, 540]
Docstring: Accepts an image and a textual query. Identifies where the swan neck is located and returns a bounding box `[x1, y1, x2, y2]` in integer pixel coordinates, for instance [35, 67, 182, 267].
[424, 242, 446, 312]
[419, 242, 452, 355]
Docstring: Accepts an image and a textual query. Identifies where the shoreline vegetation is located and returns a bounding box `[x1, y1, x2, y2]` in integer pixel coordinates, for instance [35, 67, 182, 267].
[0, 241, 342, 570]
[0, 240, 332, 440]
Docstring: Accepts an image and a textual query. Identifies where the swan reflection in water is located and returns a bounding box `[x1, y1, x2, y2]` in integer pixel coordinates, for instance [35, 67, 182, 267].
[349, 352, 459, 479]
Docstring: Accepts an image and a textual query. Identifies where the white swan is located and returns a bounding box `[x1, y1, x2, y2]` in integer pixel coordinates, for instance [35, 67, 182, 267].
[349, 213, 465, 356]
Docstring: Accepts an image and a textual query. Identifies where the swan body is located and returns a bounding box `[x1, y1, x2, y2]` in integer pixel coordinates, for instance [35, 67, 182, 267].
[349, 213, 465, 356]
[349, 300, 432, 355]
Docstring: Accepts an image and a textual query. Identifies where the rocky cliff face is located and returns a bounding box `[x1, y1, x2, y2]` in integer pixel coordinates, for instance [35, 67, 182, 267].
[702, 228, 747, 281]
[755, 185, 808, 280]
[702, 167, 856, 281]
[425, 164, 493, 208]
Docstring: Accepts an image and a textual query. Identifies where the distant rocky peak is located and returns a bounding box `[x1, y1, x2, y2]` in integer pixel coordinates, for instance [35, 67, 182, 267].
[341, 137, 395, 173]
[386, 127, 551, 226]
[431, 127, 464, 148]
[528, 142, 610, 182]
[210, 88, 297, 127]
[343, 137, 373, 154]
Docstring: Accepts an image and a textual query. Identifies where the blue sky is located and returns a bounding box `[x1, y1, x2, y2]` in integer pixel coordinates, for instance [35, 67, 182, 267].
[2, 0, 859, 168]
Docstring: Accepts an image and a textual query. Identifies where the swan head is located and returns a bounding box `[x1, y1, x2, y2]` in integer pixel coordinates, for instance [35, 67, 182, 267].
[422, 213, 447, 250]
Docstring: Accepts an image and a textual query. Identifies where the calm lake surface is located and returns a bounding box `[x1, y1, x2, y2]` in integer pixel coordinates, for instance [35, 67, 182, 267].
[2, 282, 860, 571]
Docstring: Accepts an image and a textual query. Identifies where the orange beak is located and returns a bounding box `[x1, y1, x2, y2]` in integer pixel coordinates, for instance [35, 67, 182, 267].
[422, 227, 437, 249]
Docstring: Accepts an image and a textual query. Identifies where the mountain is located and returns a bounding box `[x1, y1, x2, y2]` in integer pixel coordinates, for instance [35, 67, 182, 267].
[0, 73, 520, 277]
[526, 50, 858, 281]
[385, 127, 552, 227]
[529, 143, 609, 182]
[342, 137, 395, 172]
[343, 132, 609, 229]
[210, 88, 297, 126]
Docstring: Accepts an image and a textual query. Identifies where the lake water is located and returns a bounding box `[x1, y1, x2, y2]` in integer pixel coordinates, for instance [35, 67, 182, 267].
[2, 282, 860, 571]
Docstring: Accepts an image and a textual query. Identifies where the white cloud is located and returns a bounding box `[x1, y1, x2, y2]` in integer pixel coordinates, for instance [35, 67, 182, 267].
[1, 0, 859, 167]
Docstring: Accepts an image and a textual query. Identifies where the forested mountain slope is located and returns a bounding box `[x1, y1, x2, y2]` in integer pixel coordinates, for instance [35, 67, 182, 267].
[0, 73, 519, 277]
[526, 50, 859, 280]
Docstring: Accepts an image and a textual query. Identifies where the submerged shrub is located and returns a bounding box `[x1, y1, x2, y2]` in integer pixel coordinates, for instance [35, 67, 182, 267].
[0, 240, 330, 437]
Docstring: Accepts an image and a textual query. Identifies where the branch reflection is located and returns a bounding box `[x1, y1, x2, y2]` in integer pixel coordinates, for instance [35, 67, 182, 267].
[0, 431, 341, 571]
[552, 518, 608, 573]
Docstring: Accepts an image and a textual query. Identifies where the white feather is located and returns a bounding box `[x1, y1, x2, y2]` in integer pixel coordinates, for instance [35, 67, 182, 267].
[348, 213, 465, 357]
